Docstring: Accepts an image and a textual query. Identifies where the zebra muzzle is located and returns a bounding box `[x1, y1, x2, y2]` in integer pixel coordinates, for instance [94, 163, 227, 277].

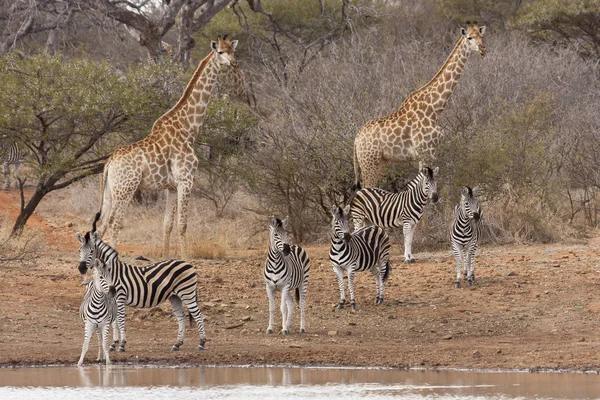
[78, 261, 88, 275]
[473, 212, 480, 222]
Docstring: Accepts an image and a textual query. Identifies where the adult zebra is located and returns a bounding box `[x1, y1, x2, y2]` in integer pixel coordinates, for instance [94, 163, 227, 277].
[76, 213, 207, 351]
[0, 142, 24, 190]
[330, 205, 391, 311]
[451, 186, 482, 288]
[350, 163, 439, 263]
[264, 216, 310, 335]
[78, 258, 117, 367]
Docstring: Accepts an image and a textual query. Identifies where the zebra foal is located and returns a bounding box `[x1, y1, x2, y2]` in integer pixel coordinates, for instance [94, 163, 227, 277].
[350, 163, 439, 263]
[264, 216, 310, 335]
[78, 258, 117, 367]
[0, 142, 24, 190]
[451, 186, 483, 288]
[330, 205, 391, 311]
[77, 213, 207, 351]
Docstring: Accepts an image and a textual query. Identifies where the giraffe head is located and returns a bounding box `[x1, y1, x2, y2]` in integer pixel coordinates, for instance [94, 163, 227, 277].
[461, 21, 486, 56]
[211, 35, 239, 67]
[460, 186, 481, 222]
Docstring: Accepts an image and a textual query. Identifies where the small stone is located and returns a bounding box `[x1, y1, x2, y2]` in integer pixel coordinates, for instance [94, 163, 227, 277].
[203, 302, 216, 308]
[388, 315, 397, 320]
[472, 350, 482, 359]
[506, 271, 517, 276]
[443, 335, 453, 340]
[289, 344, 302, 349]
[544, 291, 550, 295]
[240, 329, 248, 335]
[242, 316, 251, 322]
[328, 330, 338, 336]
[211, 298, 223, 303]
[579, 337, 586, 342]
[65, 221, 73, 228]
[496, 349, 502, 354]
[552, 264, 560, 268]
[348, 322, 357, 326]
[249, 281, 256, 288]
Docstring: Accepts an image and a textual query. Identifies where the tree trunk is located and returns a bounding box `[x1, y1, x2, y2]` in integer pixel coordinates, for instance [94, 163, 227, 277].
[11, 185, 48, 237]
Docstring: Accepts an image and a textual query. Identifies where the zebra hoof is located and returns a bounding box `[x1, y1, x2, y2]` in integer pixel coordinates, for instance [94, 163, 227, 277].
[118, 347, 125, 352]
[171, 346, 180, 352]
[456, 281, 461, 289]
[282, 330, 289, 336]
[299, 328, 305, 333]
[198, 344, 205, 351]
[351, 303, 357, 312]
[404, 258, 416, 264]
[109, 345, 116, 352]
[468, 279, 473, 286]
[376, 297, 383, 305]
[266, 328, 273, 334]
[337, 303, 344, 310]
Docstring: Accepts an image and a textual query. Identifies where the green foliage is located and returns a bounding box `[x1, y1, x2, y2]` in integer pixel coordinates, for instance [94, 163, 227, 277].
[514, 0, 600, 58]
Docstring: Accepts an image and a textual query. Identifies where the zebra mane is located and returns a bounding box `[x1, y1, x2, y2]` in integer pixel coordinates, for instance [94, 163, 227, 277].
[406, 170, 427, 191]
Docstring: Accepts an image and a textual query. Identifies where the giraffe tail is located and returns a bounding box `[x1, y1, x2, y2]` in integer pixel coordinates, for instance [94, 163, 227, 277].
[352, 141, 362, 192]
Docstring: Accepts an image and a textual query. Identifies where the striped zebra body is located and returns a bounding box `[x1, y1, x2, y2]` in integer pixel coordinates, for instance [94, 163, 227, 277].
[77, 226, 206, 352]
[78, 259, 117, 366]
[350, 164, 438, 263]
[451, 186, 483, 288]
[330, 205, 391, 310]
[0, 142, 24, 190]
[264, 217, 310, 335]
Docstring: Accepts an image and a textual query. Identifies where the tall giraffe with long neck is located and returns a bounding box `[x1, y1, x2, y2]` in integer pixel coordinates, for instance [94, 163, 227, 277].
[354, 22, 486, 188]
[97, 36, 241, 258]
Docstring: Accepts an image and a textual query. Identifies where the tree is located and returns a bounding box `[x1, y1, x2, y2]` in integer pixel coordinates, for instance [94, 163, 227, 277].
[514, 0, 600, 60]
[0, 54, 185, 235]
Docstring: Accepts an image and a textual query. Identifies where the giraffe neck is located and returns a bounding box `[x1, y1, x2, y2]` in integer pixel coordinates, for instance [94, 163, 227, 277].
[151, 52, 222, 143]
[407, 36, 470, 119]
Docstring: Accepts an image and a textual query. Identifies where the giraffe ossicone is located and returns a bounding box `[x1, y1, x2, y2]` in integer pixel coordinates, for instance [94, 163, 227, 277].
[353, 21, 486, 188]
[95, 35, 244, 259]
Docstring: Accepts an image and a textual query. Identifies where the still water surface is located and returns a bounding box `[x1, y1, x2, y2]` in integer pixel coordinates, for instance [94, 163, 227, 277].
[0, 365, 598, 400]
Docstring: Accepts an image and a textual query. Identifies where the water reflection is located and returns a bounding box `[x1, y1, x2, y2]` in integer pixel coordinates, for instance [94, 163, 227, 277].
[0, 365, 598, 400]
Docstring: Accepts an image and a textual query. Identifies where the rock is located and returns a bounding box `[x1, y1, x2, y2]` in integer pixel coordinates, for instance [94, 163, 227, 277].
[203, 302, 216, 308]
[242, 316, 251, 322]
[443, 335, 453, 340]
[249, 281, 256, 288]
[289, 344, 302, 349]
[327, 330, 338, 336]
[506, 271, 517, 276]
[64, 221, 73, 228]
[472, 350, 482, 359]
[225, 322, 244, 330]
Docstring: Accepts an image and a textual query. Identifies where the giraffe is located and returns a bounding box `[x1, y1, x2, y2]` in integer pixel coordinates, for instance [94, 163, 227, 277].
[96, 35, 242, 259]
[354, 22, 486, 188]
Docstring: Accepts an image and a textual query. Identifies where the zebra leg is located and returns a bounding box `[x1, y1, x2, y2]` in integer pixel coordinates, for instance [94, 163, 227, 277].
[333, 264, 346, 309]
[116, 302, 127, 352]
[348, 269, 357, 311]
[284, 288, 294, 334]
[2, 162, 9, 191]
[78, 321, 95, 367]
[467, 243, 477, 286]
[298, 285, 307, 333]
[109, 320, 119, 351]
[162, 188, 178, 259]
[403, 221, 416, 263]
[265, 284, 276, 334]
[179, 290, 206, 350]
[169, 295, 186, 351]
[371, 268, 382, 305]
[452, 242, 463, 288]
[101, 323, 112, 366]
[96, 329, 104, 362]
[280, 287, 290, 335]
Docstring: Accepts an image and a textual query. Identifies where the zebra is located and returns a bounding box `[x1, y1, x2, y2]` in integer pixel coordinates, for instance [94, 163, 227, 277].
[264, 216, 310, 335]
[76, 213, 207, 351]
[78, 258, 118, 367]
[451, 186, 483, 288]
[0, 142, 24, 190]
[329, 204, 391, 311]
[350, 163, 439, 264]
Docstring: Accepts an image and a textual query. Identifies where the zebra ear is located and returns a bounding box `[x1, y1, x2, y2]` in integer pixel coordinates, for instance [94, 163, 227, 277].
[418, 160, 424, 170]
[433, 166, 439, 175]
[472, 186, 480, 197]
[281, 216, 289, 228]
[343, 204, 351, 215]
[92, 231, 99, 242]
[76, 232, 84, 244]
[331, 204, 339, 216]
[462, 186, 470, 197]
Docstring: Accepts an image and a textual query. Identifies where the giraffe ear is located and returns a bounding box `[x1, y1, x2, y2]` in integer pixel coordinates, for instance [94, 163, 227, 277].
[211, 41, 218, 52]
[478, 26, 486, 36]
[230, 40, 238, 50]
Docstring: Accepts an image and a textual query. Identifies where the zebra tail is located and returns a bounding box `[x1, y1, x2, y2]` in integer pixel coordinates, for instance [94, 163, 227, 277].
[295, 288, 300, 304]
[383, 261, 391, 282]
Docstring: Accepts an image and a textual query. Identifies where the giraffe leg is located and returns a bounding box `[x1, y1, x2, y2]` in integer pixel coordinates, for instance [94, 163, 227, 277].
[176, 182, 193, 259]
[163, 188, 178, 258]
[106, 191, 136, 248]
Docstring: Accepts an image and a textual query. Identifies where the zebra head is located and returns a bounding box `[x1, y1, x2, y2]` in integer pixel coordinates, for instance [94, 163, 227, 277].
[268, 216, 291, 256]
[460, 186, 481, 222]
[76, 230, 99, 275]
[418, 162, 439, 203]
[91, 258, 116, 297]
[331, 204, 352, 244]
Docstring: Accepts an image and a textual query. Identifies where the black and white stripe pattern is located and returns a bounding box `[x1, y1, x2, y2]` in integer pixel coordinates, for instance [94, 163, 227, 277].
[77, 218, 207, 351]
[350, 164, 439, 263]
[78, 258, 117, 366]
[451, 186, 482, 288]
[264, 216, 310, 335]
[329, 205, 391, 311]
[0, 142, 24, 190]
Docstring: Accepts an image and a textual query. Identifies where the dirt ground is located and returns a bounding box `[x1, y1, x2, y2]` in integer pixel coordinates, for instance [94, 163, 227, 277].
[1, 190, 599, 372]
